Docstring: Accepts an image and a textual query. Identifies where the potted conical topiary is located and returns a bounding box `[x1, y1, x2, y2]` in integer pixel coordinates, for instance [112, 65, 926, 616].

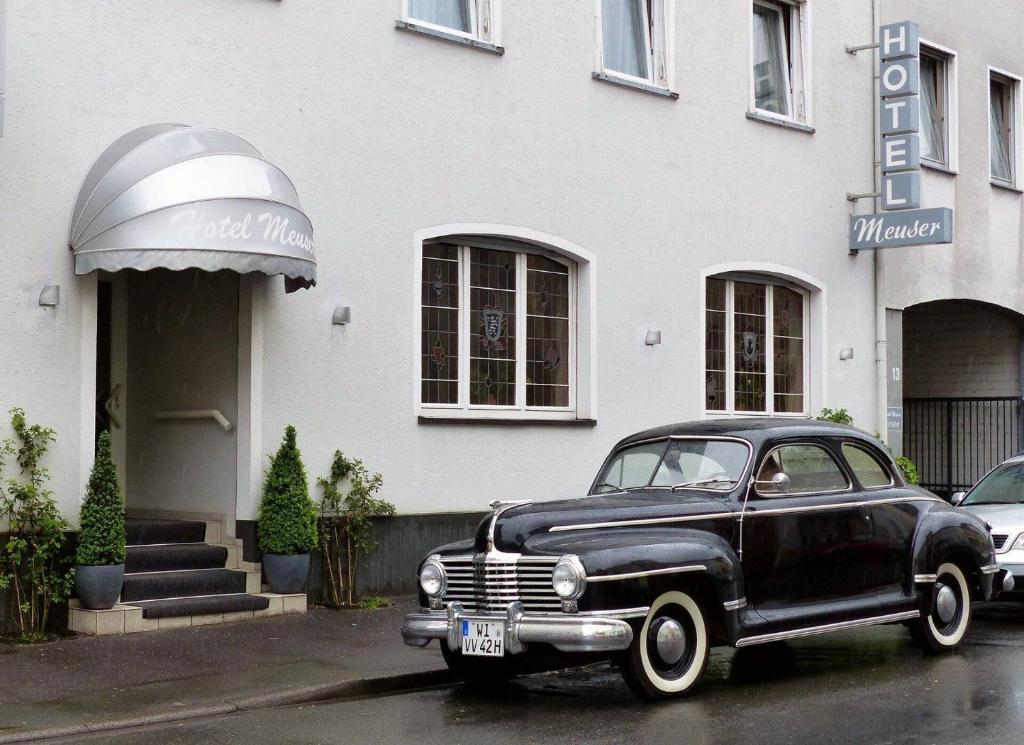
[74, 431, 127, 610]
[258, 425, 318, 593]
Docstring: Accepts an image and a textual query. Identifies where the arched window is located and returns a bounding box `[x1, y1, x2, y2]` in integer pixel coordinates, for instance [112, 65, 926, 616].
[420, 237, 578, 416]
[705, 275, 809, 415]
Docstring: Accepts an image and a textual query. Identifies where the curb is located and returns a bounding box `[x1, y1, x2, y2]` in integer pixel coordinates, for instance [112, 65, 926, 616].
[0, 668, 454, 744]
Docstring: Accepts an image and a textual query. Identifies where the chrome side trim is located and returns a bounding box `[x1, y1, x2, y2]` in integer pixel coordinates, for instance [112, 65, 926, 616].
[914, 574, 938, 583]
[980, 564, 1001, 575]
[549, 512, 736, 533]
[746, 496, 944, 518]
[723, 597, 747, 611]
[549, 495, 943, 533]
[734, 610, 921, 648]
[587, 565, 708, 583]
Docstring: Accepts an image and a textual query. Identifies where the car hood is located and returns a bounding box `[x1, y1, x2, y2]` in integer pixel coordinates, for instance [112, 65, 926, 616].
[960, 503, 1024, 535]
[486, 489, 736, 553]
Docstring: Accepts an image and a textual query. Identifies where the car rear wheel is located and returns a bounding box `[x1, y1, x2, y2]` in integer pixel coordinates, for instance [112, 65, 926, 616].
[912, 562, 972, 653]
[620, 590, 709, 701]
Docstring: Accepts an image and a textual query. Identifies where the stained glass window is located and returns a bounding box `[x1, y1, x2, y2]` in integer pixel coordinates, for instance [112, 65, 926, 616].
[773, 286, 804, 413]
[469, 248, 517, 406]
[705, 278, 727, 411]
[421, 243, 459, 404]
[733, 282, 767, 413]
[705, 277, 807, 416]
[526, 256, 570, 407]
[421, 243, 576, 413]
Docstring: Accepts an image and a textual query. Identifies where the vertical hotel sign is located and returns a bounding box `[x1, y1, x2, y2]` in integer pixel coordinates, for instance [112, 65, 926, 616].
[849, 21, 954, 251]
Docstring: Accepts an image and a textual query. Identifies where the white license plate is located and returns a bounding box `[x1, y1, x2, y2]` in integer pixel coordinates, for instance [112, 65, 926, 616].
[461, 619, 505, 657]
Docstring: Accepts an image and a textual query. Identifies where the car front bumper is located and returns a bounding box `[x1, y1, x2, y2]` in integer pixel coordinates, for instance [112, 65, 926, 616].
[401, 601, 637, 654]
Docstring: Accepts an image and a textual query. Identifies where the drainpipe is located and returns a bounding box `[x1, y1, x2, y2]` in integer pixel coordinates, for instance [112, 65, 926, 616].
[873, 0, 887, 438]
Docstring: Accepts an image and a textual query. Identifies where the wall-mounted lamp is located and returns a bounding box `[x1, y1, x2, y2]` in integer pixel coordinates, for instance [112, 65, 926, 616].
[645, 329, 662, 346]
[332, 306, 351, 325]
[39, 285, 60, 307]
[839, 347, 854, 360]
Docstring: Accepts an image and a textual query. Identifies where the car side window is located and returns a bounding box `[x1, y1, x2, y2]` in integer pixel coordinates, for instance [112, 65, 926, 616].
[756, 444, 850, 496]
[841, 443, 893, 488]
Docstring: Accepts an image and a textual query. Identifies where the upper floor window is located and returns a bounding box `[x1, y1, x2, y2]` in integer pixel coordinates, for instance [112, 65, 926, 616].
[404, 0, 495, 42]
[920, 45, 953, 167]
[751, 0, 808, 123]
[705, 277, 808, 416]
[421, 241, 576, 414]
[598, 0, 672, 90]
[990, 69, 1020, 186]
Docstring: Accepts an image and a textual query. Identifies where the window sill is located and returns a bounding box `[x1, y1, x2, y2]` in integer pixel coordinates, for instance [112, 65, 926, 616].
[418, 415, 596, 427]
[394, 20, 504, 55]
[592, 72, 678, 100]
[990, 178, 1023, 194]
[922, 160, 958, 176]
[745, 111, 815, 134]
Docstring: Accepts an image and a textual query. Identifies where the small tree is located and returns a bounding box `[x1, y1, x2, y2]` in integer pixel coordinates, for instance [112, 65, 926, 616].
[817, 408, 854, 426]
[318, 451, 394, 607]
[0, 408, 74, 641]
[76, 431, 126, 567]
[258, 426, 318, 555]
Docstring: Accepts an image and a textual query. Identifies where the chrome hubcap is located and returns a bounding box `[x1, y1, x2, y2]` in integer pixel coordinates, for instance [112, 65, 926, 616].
[654, 618, 687, 665]
[935, 584, 957, 624]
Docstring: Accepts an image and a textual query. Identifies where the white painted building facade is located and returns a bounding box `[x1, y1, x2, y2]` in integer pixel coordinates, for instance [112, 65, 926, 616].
[0, 1, 1019, 559]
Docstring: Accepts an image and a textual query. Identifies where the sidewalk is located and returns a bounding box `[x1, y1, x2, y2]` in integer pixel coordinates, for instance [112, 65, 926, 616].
[0, 597, 448, 743]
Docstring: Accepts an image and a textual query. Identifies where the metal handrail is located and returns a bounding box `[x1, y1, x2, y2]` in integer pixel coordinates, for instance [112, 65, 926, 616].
[153, 409, 233, 432]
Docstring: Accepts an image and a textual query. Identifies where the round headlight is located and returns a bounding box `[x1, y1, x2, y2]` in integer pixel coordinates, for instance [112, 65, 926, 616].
[419, 558, 446, 597]
[552, 555, 587, 599]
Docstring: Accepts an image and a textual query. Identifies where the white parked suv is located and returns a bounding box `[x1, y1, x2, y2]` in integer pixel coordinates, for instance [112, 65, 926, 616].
[955, 457, 1024, 594]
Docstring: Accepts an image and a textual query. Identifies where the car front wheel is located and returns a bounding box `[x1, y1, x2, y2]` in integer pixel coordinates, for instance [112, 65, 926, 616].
[912, 562, 972, 653]
[620, 590, 709, 700]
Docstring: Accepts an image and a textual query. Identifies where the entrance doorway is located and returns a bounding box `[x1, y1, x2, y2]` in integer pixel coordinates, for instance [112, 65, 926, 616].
[902, 300, 1024, 497]
[98, 269, 242, 536]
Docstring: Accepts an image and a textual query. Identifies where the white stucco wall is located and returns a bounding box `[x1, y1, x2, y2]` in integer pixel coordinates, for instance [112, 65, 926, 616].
[881, 1, 1024, 316]
[1, 1, 887, 521]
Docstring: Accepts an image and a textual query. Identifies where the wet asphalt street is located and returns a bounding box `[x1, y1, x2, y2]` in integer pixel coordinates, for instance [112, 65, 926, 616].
[51, 602, 1024, 745]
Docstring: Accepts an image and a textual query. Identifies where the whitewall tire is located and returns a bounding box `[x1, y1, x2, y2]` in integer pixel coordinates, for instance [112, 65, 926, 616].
[620, 590, 709, 700]
[915, 562, 972, 653]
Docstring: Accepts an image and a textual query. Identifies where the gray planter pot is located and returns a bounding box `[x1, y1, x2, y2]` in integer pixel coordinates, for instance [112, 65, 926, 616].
[75, 564, 125, 610]
[263, 553, 310, 594]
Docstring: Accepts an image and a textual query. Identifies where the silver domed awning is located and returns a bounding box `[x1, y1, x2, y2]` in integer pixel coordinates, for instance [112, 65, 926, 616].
[70, 124, 316, 292]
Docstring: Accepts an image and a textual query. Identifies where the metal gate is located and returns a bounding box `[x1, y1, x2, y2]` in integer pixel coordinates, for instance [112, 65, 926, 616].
[903, 397, 1023, 498]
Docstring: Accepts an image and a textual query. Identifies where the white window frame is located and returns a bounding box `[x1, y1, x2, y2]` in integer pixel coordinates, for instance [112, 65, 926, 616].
[918, 40, 958, 172]
[417, 240, 581, 420]
[594, 0, 675, 92]
[988, 66, 1022, 189]
[401, 0, 499, 44]
[748, 0, 811, 126]
[704, 276, 810, 418]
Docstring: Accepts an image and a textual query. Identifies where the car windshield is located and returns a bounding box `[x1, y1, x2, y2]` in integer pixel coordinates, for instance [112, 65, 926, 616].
[962, 463, 1024, 506]
[593, 439, 750, 493]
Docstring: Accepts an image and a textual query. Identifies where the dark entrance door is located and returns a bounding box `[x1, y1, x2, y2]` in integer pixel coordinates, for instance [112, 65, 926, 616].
[904, 397, 1023, 498]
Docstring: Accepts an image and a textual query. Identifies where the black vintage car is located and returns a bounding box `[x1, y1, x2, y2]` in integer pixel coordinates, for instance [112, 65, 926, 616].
[402, 420, 1005, 699]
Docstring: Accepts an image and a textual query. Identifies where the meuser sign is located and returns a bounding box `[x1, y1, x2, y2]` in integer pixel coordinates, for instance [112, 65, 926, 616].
[849, 21, 954, 251]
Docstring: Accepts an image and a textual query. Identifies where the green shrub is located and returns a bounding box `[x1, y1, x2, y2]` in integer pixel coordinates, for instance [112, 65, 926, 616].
[817, 407, 854, 425]
[75, 431, 126, 567]
[0, 408, 74, 641]
[895, 456, 920, 485]
[258, 426, 318, 555]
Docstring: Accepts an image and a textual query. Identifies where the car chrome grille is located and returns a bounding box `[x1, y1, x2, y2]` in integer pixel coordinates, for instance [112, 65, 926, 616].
[993, 534, 1009, 551]
[439, 554, 562, 613]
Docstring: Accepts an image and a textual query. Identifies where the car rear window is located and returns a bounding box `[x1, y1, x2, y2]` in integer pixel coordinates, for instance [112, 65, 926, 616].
[842, 443, 893, 488]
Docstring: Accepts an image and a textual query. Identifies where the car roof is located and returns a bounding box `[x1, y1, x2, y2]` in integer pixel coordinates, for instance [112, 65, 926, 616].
[614, 418, 881, 451]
